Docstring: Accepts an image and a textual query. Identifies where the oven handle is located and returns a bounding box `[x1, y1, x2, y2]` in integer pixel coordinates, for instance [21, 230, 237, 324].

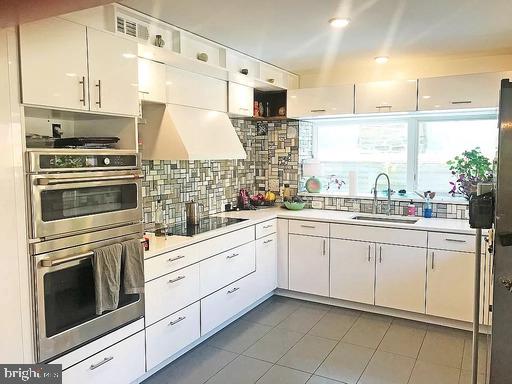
[36, 173, 143, 186]
[40, 238, 146, 267]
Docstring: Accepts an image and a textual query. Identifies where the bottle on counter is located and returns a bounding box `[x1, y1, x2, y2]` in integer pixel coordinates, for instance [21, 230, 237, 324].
[423, 197, 433, 218]
[282, 183, 291, 202]
[407, 200, 416, 216]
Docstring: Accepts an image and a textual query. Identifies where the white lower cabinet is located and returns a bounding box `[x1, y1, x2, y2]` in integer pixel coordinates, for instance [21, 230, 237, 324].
[200, 241, 256, 296]
[375, 244, 426, 313]
[330, 239, 375, 305]
[145, 263, 200, 325]
[146, 302, 200, 370]
[254, 233, 278, 297]
[63, 331, 145, 384]
[289, 234, 329, 296]
[426, 250, 475, 322]
[201, 274, 257, 335]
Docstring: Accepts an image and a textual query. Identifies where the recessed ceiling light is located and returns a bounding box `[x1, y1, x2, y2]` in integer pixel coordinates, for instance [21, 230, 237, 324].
[329, 18, 350, 28]
[374, 56, 389, 64]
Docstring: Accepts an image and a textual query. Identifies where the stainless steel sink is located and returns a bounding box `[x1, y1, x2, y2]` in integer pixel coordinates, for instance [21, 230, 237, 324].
[352, 215, 419, 224]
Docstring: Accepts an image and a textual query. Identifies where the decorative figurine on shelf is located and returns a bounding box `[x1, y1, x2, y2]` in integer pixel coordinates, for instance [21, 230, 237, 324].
[154, 34, 165, 48]
[305, 176, 321, 193]
[326, 175, 345, 191]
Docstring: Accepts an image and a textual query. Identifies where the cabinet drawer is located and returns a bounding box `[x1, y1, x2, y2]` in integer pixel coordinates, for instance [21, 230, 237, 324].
[256, 219, 277, 239]
[289, 220, 329, 237]
[330, 223, 427, 248]
[63, 331, 145, 384]
[145, 263, 200, 325]
[200, 241, 256, 296]
[194, 226, 255, 259]
[146, 302, 200, 370]
[145, 244, 199, 281]
[201, 274, 257, 335]
[428, 232, 475, 253]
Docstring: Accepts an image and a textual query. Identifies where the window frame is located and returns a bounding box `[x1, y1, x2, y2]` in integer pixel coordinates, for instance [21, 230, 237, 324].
[310, 110, 498, 196]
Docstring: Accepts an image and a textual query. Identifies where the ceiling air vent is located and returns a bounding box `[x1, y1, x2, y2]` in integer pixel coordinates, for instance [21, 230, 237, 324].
[116, 15, 149, 41]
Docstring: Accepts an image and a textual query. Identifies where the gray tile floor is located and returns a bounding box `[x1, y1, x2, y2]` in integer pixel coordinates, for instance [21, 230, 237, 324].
[143, 296, 489, 384]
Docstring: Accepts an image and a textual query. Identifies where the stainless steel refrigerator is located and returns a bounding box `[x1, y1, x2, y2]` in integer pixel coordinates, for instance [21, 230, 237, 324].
[488, 79, 512, 383]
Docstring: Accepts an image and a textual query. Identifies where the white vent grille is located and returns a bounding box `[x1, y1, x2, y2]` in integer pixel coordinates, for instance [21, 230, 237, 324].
[116, 15, 149, 41]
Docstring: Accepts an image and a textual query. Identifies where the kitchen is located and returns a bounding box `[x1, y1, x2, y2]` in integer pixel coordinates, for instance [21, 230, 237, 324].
[1, 1, 512, 384]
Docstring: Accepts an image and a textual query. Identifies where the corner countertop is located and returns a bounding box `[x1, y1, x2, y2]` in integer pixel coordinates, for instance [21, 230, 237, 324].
[144, 207, 475, 259]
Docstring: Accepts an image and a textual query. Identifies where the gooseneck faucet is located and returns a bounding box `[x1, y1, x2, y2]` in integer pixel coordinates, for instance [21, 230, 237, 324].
[373, 173, 391, 215]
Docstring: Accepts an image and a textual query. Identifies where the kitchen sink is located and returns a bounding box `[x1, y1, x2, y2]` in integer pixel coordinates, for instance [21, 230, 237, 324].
[352, 215, 419, 224]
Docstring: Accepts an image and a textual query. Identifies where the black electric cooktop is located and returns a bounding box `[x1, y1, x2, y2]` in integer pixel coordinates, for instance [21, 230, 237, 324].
[159, 217, 248, 237]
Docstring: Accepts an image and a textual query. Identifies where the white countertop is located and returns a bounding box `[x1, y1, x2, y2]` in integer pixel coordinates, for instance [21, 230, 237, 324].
[144, 207, 474, 259]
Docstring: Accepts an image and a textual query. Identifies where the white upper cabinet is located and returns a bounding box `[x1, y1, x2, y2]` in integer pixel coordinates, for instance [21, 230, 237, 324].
[20, 18, 139, 115]
[228, 82, 254, 117]
[355, 79, 418, 114]
[20, 18, 89, 111]
[287, 85, 354, 118]
[87, 28, 139, 116]
[138, 58, 166, 103]
[166, 66, 227, 112]
[418, 72, 512, 111]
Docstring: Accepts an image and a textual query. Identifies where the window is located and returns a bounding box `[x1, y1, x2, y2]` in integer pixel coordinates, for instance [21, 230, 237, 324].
[306, 112, 498, 200]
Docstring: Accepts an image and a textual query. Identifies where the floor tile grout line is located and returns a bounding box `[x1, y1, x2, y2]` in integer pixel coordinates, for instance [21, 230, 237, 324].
[198, 345, 239, 384]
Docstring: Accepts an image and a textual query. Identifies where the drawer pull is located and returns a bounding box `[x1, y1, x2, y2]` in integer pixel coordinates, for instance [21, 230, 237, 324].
[310, 109, 326, 112]
[226, 253, 239, 259]
[301, 224, 316, 229]
[169, 316, 186, 326]
[168, 255, 185, 262]
[90, 356, 114, 370]
[445, 238, 467, 243]
[263, 224, 273, 229]
[227, 287, 240, 294]
[379, 246, 382, 263]
[368, 244, 371, 262]
[431, 251, 435, 270]
[168, 275, 186, 284]
[264, 239, 273, 244]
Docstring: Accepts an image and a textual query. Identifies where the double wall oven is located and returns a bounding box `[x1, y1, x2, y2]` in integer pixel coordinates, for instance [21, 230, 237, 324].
[27, 150, 145, 362]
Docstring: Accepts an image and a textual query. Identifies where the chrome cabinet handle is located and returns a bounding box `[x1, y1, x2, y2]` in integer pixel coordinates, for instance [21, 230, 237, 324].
[368, 244, 371, 262]
[379, 246, 382, 263]
[227, 287, 240, 294]
[264, 239, 273, 244]
[263, 224, 273, 229]
[95, 80, 102, 108]
[451, 100, 472, 105]
[445, 238, 467, 243]
[168, 275, 186, 284]
[226, 253, 239, 259]
[239, 107, 249, 111]
[79, 76, 86, 106]
[431, 251, 435, 270]
[169, 316, 186, 326]
[376, 105, 392, 111]
[322, 239, 326, 255]
[90, 356, 114, 370]
[310, 109, 326, 112]
[168, 255, 185, 262]
[301, 224, 316, 229]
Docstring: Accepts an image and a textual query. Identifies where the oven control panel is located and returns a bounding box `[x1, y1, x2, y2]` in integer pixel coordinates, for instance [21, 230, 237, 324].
[37, 154, 138, 171]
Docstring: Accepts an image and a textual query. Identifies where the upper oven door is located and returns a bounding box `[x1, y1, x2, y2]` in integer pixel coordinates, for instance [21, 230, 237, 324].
[29, 170, 143, 239]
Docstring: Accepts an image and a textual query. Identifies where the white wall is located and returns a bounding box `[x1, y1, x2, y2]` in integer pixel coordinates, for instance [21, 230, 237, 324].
[299, 53, 512, 87]
[0, 27, 33, 363]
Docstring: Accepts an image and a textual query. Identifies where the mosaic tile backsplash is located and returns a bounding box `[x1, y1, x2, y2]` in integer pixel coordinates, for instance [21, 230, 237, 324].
[141, 118, 468, 223]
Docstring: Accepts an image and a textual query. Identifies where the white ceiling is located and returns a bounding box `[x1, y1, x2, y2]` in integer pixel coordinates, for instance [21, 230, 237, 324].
[121, 0, 512, 73]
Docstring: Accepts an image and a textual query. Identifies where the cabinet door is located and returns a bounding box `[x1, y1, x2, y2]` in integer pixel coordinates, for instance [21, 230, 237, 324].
[166, 66, 228, 112]
[228, 82, 254, 117]
[287, 85, 354, 118]
[277, 219, 289, 289]
[426, 250, 475, 322]
[255, 233, 278, 297]
[19, 17, 89, 111]
[375, 244, 426, 313]
[289, 234, 329, 296]
[418, 72, 512, 111]
[330, 239, 375, 305]
[355, 80, 417, 114]
[87, 28, 139, 115]
[138, 58, 166, 103]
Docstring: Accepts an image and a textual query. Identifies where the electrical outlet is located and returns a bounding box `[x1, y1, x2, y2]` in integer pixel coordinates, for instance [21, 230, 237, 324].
[311, 200, 323, 209]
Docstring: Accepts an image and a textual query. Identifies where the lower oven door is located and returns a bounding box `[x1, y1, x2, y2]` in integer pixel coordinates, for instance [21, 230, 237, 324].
[30, 171, 142, 239]
[34, 236, 144, 362]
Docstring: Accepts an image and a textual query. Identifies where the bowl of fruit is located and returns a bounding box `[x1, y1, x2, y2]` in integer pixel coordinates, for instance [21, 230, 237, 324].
[250, 191, 276, 207]
[283, 196, 306, 210]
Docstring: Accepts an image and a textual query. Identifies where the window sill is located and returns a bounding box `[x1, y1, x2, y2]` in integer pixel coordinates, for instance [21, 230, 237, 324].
[298, 191, 469, 205]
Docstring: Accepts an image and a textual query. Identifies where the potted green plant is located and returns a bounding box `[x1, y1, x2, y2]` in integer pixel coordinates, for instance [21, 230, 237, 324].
[447, 147, 493, 199]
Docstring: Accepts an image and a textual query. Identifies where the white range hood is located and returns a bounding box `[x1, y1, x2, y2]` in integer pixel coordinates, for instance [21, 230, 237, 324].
[141, 103, 247, 160]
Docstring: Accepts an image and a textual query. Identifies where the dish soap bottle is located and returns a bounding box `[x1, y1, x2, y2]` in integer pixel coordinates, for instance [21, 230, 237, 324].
[407, 200, 416, 216]
[423, 197, 433, 218]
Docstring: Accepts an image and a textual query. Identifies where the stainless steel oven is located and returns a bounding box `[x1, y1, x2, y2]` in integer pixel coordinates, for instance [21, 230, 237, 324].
[27, 151, 142, 240]
[32, 223, 145, 362]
